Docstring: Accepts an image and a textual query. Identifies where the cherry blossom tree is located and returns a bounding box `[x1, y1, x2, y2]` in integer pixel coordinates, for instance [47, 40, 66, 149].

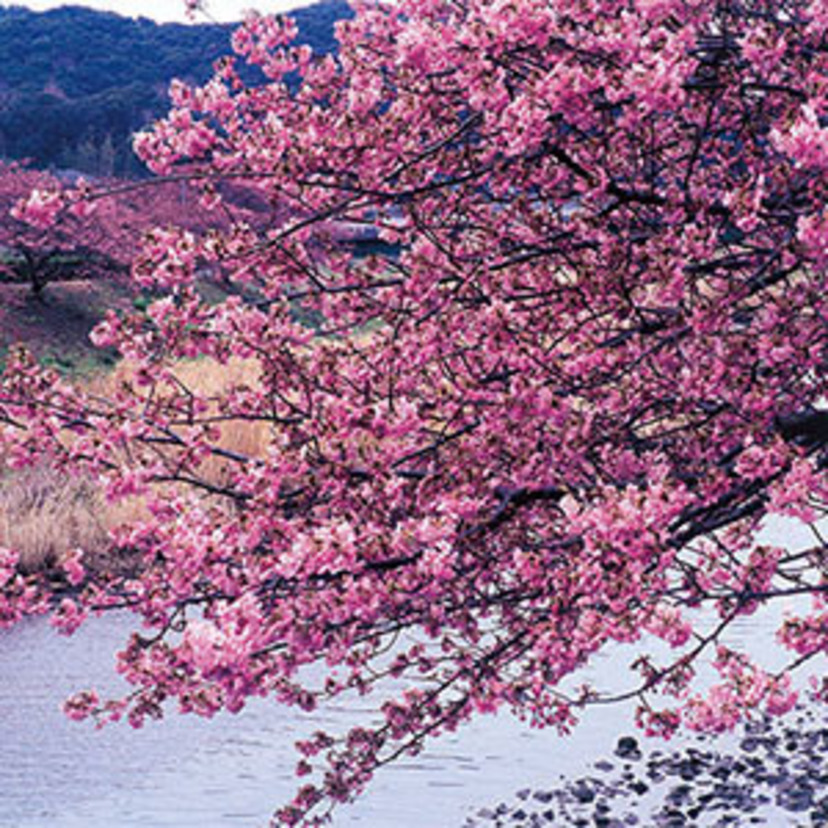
[0, 163, 128, 299]
[0, 161, 265, 299]
[1, 0, 827, 824]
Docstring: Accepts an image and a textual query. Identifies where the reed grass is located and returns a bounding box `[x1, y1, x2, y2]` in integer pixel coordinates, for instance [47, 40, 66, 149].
[0, 465, 107, 573]
[1, 355, 270, 574]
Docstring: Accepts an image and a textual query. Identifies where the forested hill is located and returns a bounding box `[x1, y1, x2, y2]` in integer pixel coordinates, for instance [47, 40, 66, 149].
[0, 1, 347, 175]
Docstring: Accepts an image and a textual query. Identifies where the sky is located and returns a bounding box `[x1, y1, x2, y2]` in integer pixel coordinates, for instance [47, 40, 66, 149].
[7, 0, 305, 24]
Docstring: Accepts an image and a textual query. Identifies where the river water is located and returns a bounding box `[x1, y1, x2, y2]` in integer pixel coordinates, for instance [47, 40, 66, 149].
[0, 517, 824, 827]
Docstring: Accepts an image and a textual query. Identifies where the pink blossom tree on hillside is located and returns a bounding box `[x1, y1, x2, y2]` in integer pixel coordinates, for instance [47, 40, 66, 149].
[0, 163, 131, 299]
[2, 0, 828, 824]
[0, 161, 266, 299]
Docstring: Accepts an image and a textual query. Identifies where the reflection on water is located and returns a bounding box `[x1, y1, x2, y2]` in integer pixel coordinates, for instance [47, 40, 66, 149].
[0, 518, 823, 827]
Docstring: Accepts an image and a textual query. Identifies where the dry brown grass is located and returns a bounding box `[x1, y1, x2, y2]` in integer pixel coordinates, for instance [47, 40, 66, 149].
[1, 355, 271, 574]
[0, 465, 107, 573]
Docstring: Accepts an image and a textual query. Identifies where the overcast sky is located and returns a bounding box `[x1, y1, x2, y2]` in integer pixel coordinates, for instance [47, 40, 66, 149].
[9, 0, 304, 24]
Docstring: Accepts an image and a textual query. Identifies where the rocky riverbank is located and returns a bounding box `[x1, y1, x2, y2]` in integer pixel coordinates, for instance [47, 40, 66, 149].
[464, 705, 827, 827]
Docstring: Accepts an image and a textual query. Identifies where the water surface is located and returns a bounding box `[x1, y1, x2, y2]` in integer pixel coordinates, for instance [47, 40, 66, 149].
[0, 518, 823, 826]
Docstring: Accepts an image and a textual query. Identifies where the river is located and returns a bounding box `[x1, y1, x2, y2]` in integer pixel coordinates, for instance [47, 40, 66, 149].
[0, 517, 824, 827]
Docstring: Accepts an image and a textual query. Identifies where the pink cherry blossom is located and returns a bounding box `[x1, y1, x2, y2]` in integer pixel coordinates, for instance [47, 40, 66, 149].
[1, 0, 827, 823]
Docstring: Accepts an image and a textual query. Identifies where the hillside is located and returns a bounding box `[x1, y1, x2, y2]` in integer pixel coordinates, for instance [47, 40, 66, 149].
[0, 1, 347, 175]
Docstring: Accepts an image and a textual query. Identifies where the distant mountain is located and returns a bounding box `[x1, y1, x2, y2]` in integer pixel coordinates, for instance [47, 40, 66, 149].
[0, 1, 348, 175]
